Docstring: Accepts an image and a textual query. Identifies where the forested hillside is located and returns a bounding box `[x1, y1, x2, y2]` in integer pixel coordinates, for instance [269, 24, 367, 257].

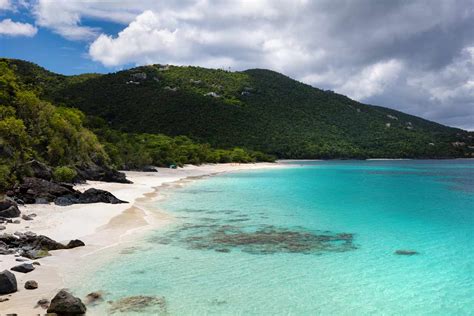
[0, 60, 273, 191]
[3, 58, 474, 160]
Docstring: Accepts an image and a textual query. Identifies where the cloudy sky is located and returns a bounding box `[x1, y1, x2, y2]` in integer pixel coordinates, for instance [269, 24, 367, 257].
[1, 0, 473, 130]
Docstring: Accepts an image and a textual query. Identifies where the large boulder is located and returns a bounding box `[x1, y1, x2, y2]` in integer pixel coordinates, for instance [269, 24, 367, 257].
[13, 177, 75, 204]
[0, 270, 17, 294]
[76, 164, 131, 184]
[66, 239, 85, 249]
[78, 188, 127, 204]
[54, 189, 127, 206]
[47, 289, 86, 315]
[0, 200, 20, 218]
[11, 263, 35, 273]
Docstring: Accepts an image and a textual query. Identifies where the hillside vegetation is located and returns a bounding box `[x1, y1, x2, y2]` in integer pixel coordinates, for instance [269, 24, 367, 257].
[0, 60, 273, 191]
[3, 58, 474, 160]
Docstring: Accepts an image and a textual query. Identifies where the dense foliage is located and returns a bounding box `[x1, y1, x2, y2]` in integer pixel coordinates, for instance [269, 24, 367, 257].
[8, 59, 470, 159]
[87, 117, 274, 169]
[0, 60, 274, 191]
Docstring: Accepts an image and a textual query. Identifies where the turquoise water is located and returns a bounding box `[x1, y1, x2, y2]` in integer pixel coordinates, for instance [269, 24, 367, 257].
[82, 160, 474, 315]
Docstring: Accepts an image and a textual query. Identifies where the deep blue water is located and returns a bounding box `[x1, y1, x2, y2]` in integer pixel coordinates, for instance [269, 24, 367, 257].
[81, 160, 474, 315]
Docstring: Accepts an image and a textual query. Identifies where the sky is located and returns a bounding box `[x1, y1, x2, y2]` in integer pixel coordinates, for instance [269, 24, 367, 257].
[0, 0, 473, 130]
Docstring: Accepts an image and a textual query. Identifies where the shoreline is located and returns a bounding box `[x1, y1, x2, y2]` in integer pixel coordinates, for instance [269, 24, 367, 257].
[0, 162, 283, 314]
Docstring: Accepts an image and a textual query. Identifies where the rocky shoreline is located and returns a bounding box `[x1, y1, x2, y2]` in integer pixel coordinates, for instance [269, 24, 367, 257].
[0, 163, 282, 315]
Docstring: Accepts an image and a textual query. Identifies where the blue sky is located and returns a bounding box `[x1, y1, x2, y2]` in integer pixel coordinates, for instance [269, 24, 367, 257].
[0, 0, 473, 130]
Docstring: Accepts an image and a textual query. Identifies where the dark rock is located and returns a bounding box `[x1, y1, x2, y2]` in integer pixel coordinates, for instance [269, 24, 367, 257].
[15, 258, 29, 262]
[0, 232, 88, 258]
[85, 291, 103, 304]
[0, 200, 21, 218]
[55, 189, 127, 206]
[66, 239, 85, 249]
[47, 289, 86, 315]
[77, 188, 127, 204]
[12, 177, 75, 204]
[395, 250, 419, 256]
[76, 164, 131, 184]
[24, 280, 38, 289]
[137, 166, 158, 172]
[12, 220, 20, 224]
[23, 160, 52, 181]
[0, 297, 9, 302]
[36, 298, 50, 309]
[11, 263, 35, 273]
[0, 225, 6, 230]
[32, 261, 41, 266]
[21, 214, 33, 221]
[0, 270, 17, 294]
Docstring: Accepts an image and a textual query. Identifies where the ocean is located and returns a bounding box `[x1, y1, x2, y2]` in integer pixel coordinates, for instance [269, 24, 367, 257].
[79, 160, 474, 315]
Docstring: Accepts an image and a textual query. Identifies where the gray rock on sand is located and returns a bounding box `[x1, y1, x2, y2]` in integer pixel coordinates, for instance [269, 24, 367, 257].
[11, 263, 35, 273]
[0, 200, 21, 218]
[395, 250, 419, 256]
[36, 298, 50, 309]
[0, 270, 17, 294]
[47, 289, 87, 315]
[66, 239, 85, 249]
[24, 280, 38, 290]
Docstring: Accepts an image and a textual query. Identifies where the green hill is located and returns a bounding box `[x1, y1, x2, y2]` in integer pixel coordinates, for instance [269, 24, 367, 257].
[0, 59, 274, 191]
[3, 58, 474, 159]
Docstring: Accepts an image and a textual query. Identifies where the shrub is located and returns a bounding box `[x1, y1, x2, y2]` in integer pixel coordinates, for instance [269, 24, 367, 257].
[52, 166, 77, 182]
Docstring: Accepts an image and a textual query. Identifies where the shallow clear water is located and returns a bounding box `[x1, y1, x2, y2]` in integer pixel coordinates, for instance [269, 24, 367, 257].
[80, 160, 474, 315]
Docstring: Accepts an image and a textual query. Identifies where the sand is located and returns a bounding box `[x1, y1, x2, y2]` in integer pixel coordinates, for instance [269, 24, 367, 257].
[0, 163, 281, 314]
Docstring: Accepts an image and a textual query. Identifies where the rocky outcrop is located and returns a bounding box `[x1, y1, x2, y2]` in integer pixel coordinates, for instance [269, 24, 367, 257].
[0, 270, 17, 294]
[76, 164, 131, 184]
[55, 188, 127, 206]
[0, 200, 20, 218]
[8, 177, 127, 206]
[0, 233, 85, 259]
[11, 263, 35, 273]
[47, 289, 87, 315]
[11, 177, 74, 204]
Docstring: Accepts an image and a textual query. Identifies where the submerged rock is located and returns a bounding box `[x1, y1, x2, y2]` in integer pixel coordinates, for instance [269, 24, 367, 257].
[109, 295, 166, 314]
[47, 289, 86, 315]
[154, 224, 356, 255]
[0, 270, 17, 294]
[395, 250, 419, 256]
[85, 291, 104, 305]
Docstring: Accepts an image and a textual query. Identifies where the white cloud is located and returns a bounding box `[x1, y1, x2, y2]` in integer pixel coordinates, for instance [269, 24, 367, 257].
[338, 60, 404, 100]
[28, 0, 474, 129]
[0, 18, 37, 37]
[0, 0, 11, 10]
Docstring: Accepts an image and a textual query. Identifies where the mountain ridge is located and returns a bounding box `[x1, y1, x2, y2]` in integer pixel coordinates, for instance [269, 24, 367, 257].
[3, 58, 473, 159]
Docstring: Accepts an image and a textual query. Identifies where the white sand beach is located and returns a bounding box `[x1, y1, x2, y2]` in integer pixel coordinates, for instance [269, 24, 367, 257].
[0, 163, 281, 314]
